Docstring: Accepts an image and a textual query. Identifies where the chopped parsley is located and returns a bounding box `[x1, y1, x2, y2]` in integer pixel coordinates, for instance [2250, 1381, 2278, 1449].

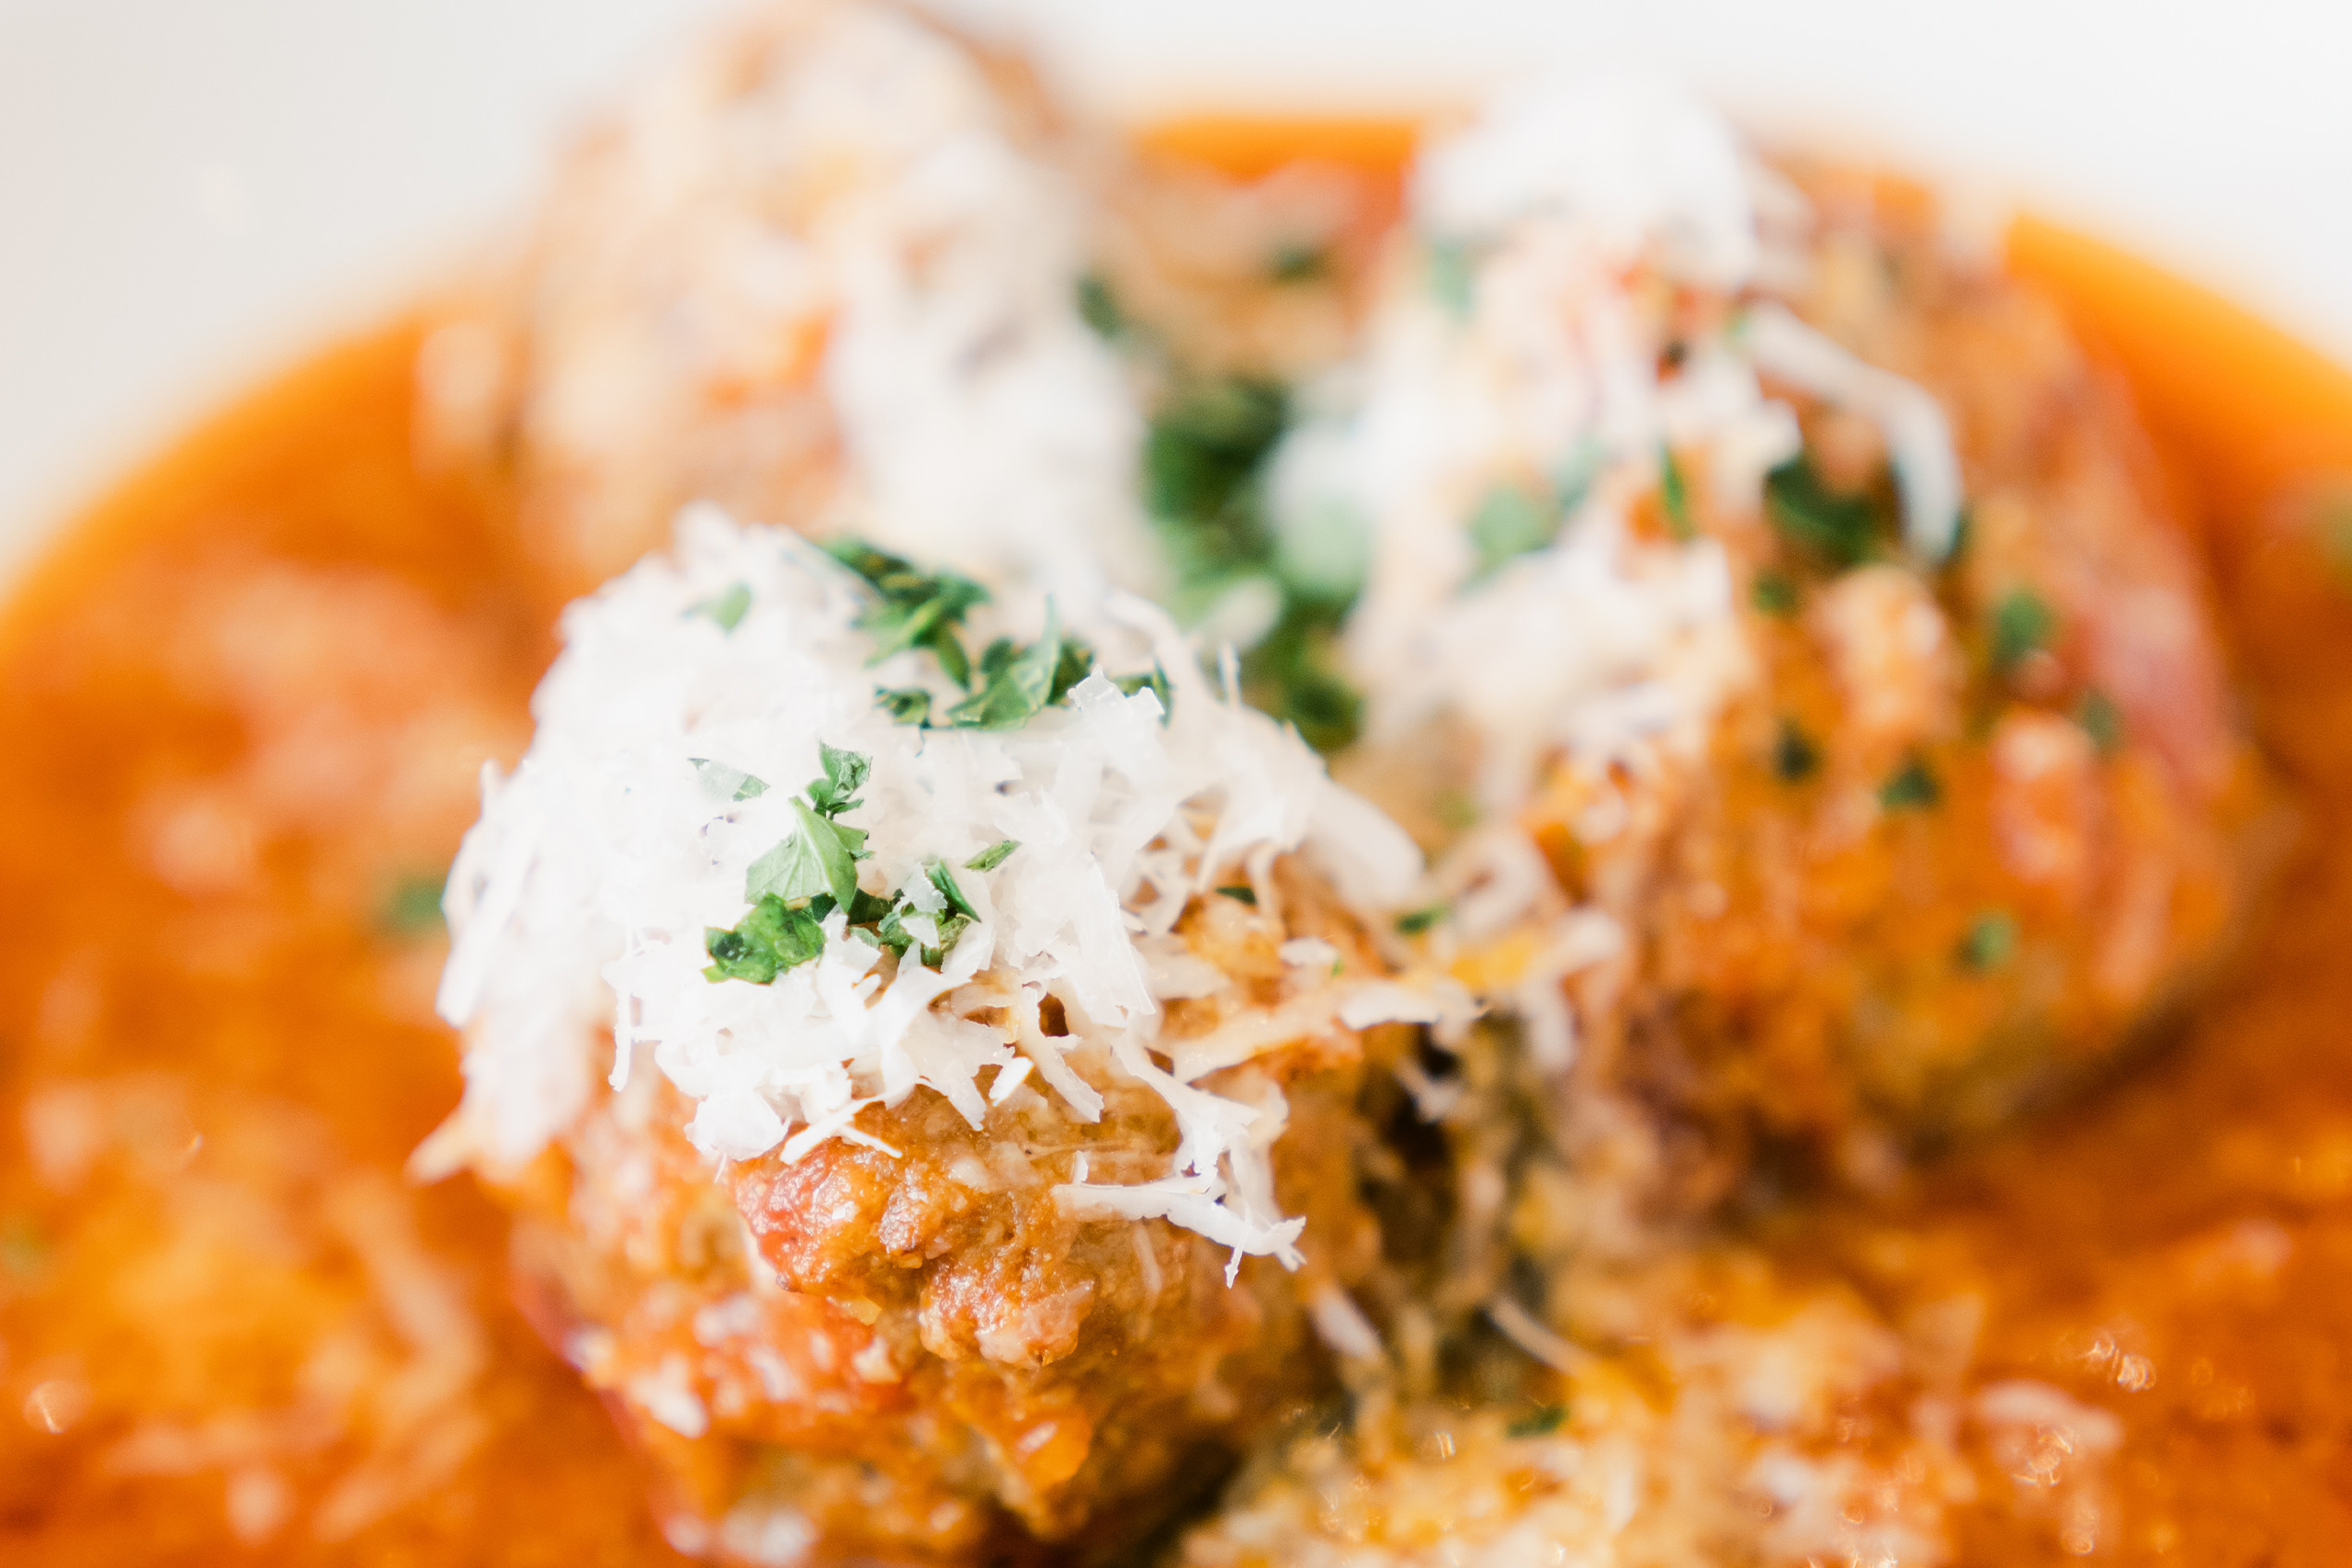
[1215, 884, 1259, 907]
[691, 758, 769, 801]
[1764, 454, 1883, 570]
[1751, 570, 1800, 617]
[2077, 689, 2124, 755]
[378, 872, 447, 937]
[1506, 1404, 1568, 1438]
[1772, 718, 1822, 783]
[1434, 791, 1481, 831]
[947, 611, 1071, 730]
[966, 840, 1020, 872]
[1878, 755, 1941, 811]
[688, 581, 752, 632]
[1959, 909, 2019, 972]
[829, 542, 1153, 731]
[876, 686, 933, 726]
[1113, 663, 1174, 714]
[1658, 447, 1694, 540]
[1396, 904, 1448, 936]
[824, 540, 990, 688]
[707, 748, 1007, 982]
[728, 747, 876, 971]
[706, 893, 826, 984]
[1425, 238, 1476, 317]
[1990, 588, 2056, 674]
[1268, 242, 1329, 284]
[746, 797, 868, 910]
[1467, 481, 1559, 577]
[1141, 376, 1363, 751]
[1076, 271, 1125, 339]
[805, 743, 867, 816]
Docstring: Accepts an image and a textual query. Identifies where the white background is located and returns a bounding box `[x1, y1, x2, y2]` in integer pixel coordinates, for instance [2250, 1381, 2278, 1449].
[4, 0, 2349, 576]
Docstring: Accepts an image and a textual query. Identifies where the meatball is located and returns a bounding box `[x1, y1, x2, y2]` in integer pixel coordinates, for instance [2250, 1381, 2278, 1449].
[415, 0, 1154, 607]
[426, 514, 1437, 1554]
[1268, 78, 2268, 1238]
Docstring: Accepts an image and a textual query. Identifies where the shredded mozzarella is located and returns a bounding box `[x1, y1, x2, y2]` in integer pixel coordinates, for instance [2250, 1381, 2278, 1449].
[435, 508, 1417, 1264]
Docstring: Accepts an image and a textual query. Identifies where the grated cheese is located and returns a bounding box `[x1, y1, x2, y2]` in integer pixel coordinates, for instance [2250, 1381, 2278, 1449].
[435, 507, 1418, 1265]
[1270, 73, 1965, 999]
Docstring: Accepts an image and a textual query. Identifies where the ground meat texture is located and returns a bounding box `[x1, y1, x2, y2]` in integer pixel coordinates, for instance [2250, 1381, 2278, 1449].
[1508, 173, 2274, 1232]
[413, 0, 1072, 606]
[484, 858, 1400, 1558]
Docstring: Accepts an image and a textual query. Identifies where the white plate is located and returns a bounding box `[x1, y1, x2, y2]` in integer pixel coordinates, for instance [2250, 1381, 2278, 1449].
[4, 0, 2348, 576]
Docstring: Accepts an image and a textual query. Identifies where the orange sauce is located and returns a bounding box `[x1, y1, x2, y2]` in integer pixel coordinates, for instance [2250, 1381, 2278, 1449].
[5, 118, 2352, 1564]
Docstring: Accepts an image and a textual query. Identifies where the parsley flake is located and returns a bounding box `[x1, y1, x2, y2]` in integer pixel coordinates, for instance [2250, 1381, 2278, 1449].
[705, 893, 826, 984]
[1268, 242, 1330, 284]
[948, 608, 1069, 730]
[1751, 570, 1800, 617]
[1076, 271, 1125, 339]
[1396, 904, 1448, 936]
[1990, 589, 2056, 674]
[807, 743, 868, 818]
[825, 540, 989, 688]
[966, 840, 1020, 872]
[1112, 663, 1174, 716]
[1506, 1404, 1568, 1438]
[1772, 719, 1822, 783]
[876, 686, 933, 726]
[378, 872, 447, 937]
[2077, 689, 2124, 754]
[690, 758, 769, 801]
[1659, 447, 1695, 540]
[1215, 884, 1259, 908]
[1426, 239, 1476, 317]
[1468, 481, 1558, 577]
[1959, 909, 2018, 972]
[1765, 454, 1883, 570]
[689, 581, 752, 632]
[1878, 755, 1941, 811]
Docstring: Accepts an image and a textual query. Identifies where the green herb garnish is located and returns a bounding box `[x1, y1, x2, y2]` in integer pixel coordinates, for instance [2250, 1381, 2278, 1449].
[1141, 374, 1363, 752]
[1878, 755, 1941, 811]
[806, 743, 867, 817]
[948, 608, 1069, 730]
[1506, 1404, 1567, 1438]
[1765, 454, 1883, 570]
[1772, 719, 1822, 783]
[1216, 884, 1258, 908]
[1396, 904, 1448, 936]
[1959, 909, 2018, 972]
[1751, 570, 1800, 617]
[966, 840, 1020, 872]
[1076, 272, 1125, 339]
[2077, 689, 2124, 755]
[689, 581, 752, 633]
[825, 540, 990, 688]
[876, 686, 933, 727]
[1113, 663, 1174, 716]
[706, 893, 827, 984]
[1468, 482, 1558, 577]
[690, 758, 770, 801]
[1268, 243, 1329, 284]
[1659, 447, 1694, 540]
[1990, 588, 2056, 674]
[1434, 791, 1481, 831]
[1426, 239, 1476, 317]
[378, 872, 447, 937]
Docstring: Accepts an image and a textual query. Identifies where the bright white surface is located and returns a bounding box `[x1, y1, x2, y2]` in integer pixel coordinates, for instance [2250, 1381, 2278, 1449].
[5, 0, 2350, 573]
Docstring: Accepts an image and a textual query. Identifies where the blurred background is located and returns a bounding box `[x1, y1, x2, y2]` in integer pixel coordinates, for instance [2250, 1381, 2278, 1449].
[4, 0, 2349, 577]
